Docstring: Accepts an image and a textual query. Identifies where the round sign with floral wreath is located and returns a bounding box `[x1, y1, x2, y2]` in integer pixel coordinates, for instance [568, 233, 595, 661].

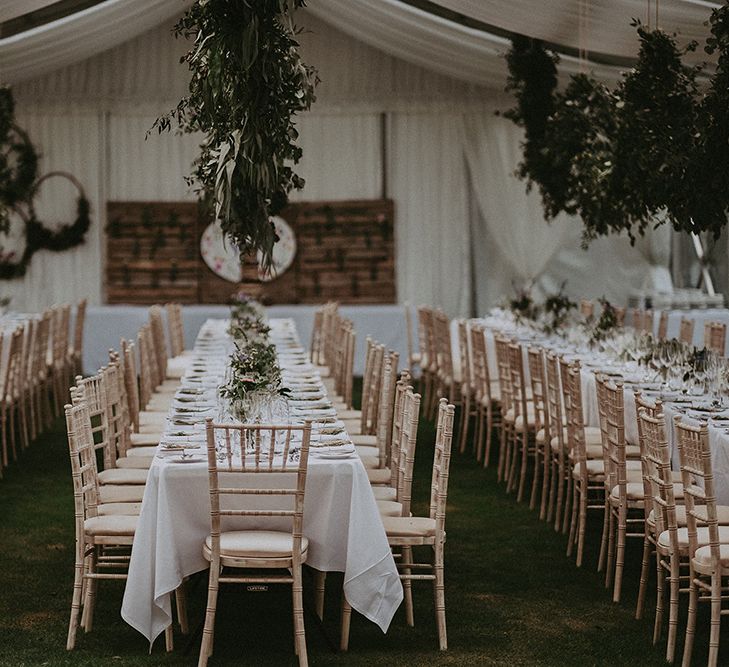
[200, 216, 296, 283]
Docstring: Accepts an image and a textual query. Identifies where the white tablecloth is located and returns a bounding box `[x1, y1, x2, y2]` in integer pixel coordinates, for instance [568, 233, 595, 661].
[121, 318, 402, 645]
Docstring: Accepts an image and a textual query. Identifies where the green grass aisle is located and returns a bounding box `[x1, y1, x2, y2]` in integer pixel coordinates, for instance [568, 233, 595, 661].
[0, 403, 724, 665]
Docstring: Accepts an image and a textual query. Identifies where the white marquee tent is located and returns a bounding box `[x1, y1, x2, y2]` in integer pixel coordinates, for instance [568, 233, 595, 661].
[0, 0, 718, 315]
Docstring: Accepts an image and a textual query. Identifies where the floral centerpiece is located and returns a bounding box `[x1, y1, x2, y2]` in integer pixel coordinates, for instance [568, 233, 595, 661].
[505, 286, 541, 323]
[541, 283, 576, 334]
[588, 298, 620, 344]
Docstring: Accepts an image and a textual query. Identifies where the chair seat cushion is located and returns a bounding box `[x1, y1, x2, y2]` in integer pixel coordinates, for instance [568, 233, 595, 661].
[126, 446, 158, 457]
[377, 500, 403, 517]
[658, 525, 729, 551]
[116, 456, 153, 469]
[204, 530, 308, 559]
[368, 467, 392, 485]
[97, 502, 142, 516]
[693, 544, 729, 572]
[84, 515, 137, 536]
[573, 459, 643, 478]
[382, 516, 436, 538]
[98, 468, 149, 485]
[372, 486, 397, 501]
[351, 434, 377, 446]
[130, 432, 160, 446]
[99, 485, 145, 504]
[649, 505, 729, 529]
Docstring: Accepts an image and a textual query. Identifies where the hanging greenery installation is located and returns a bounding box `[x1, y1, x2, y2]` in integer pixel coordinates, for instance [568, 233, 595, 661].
[154, 0, 318, 272]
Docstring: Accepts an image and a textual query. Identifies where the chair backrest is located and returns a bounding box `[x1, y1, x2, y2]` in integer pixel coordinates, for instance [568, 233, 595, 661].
[545, 352, 565, 460]
[21, 318, 37, 387]
[204, 419, 313, 567]
[166, 302, 186, 358]
[51, 304, 71, 367]
[394, 386, 422, 517]
[679, 317, 695, 346]
[494, 336, 514, 414]
[564, 361, 587, 470]
[580, 299, 594, 319]
[148, 305, 168, 382]
[359, 340, 383, 435]
[596, 376, 627, 501]
[375, 350, 399, 469]
[72, 298, 87, 355]
[389, 370, 411, 476]
[457, 319, 472, 393]
[137, 325, 156, 406]
[102, 361, 129, 461]
[657, 310, 669, 340]
[429, 398, 455, 535]
[642, 309, 654, 334]
[469, 324, 493, 405]
[404, 302, 417, 374]
[72, 370, 114, 470]
[508, 341, 529, 424]
[417, 306, 436, 372]
[674, 418, 721, 566]
[614, 306, 626, 328]
[4, 327, 23, 402]
[703, 321, 726, 355]
[340, 320, 355, 409]
[122, 339, 141, 431]
[31, 311, 52, 381]
[319, 302, 339, 368]
[638, 408, 680, 551]
[527, 346, 547, 436]
[433, 310, 454, 386]
[65, 399, 101, 531]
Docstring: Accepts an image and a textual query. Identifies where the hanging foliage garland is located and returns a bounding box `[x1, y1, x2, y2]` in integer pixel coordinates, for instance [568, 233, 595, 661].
[154, 0, 318, 272]
[0, 87, 91, 278]
[503, 5, 729, 244]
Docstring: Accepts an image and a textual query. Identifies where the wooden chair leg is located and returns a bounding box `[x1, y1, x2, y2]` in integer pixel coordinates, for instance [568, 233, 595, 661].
[562, 470, 573, 535]
[517, 431, 529, 503]
[198, 563, 220, 667]
[566, 483, 578, 558]
[314, 570, 326, 620]
[613, 507, 627, 603]
[538, 441, 550, 521]
[292, 566, 308, 667]
[606, 509, 617, 588]
[653, 554, 664, 645]
[575, 487, 587, 567]
[66, 547, 85, 650]
[529, 437, 540, 511]
[165, 624, 174, 652]
[709, 572, 722, 667]
[81, 548, 98, 632]
[340, 597, 352, 652]
[402, 546, 415, 627]
[458, 393, 470, 454]
[474, 407, 485, 463]
[636, 536, 652, 620]
[175, 582, 189, 634]
[597, 498, 610, 574]
[682, 572, 698, 667]
[666, 554, 680, 663]
[433, 542, 447, 650]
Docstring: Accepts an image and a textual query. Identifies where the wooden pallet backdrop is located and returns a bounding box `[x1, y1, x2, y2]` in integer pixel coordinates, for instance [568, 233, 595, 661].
[105, 199, 395, 305]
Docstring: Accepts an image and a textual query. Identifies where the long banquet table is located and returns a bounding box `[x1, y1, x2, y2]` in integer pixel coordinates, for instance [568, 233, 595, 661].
[121, 318, 403, 645]
[478, 312, 729, 505]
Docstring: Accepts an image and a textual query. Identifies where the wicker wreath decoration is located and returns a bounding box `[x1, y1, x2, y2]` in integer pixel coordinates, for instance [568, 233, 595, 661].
[0, 87, 90, 279]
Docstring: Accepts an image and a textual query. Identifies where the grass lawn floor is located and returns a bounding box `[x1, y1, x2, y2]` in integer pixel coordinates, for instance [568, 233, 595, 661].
[2, 395, 728, 665]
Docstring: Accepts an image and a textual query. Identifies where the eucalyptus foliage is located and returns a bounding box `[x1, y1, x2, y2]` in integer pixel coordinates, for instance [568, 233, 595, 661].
[155, 0, 318, 269]
[504, 5, 729, 244]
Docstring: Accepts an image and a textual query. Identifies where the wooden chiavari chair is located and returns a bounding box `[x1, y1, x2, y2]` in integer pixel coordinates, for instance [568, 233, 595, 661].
[676, 419, 729, 667]
[469, 324, 500, 466]
[527, 346, 551, 518]
[545, 352, 568, 531]
[704, 321, 727, 356]
[658, 311, 669, 340]
[340, 338, 380, 436]
[595, 376, 644, 602]
[565, 362, 606, 567]
[165, 302, 187, 358]
[343, 398, 455, 652]
[506, 341, 535, 502]
[494, 336, 514, 485]
[64, 399, 176, 651]
[679, 317, 695, 346]
[199, 419, 313, 667]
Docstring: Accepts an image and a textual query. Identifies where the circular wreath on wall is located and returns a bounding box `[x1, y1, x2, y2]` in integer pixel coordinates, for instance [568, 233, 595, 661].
[0, 86, 91, 279]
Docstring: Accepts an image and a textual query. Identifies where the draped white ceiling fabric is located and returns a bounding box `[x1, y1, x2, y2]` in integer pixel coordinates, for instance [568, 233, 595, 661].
[431, 0, 718, 66]
[0, 0, 55, 24]
[0, 0, 191, 84]
[462, 114, 572, 285]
